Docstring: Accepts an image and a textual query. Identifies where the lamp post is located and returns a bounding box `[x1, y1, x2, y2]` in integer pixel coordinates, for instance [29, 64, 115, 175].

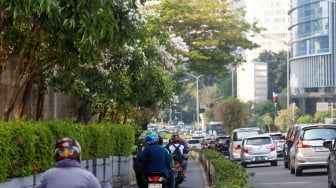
[184, 72, 204, 128]
[258, 34, 291, 128]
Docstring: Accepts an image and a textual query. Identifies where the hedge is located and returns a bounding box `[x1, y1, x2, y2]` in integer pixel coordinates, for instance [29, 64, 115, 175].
[201, 149, 254, 188]
[0, 120, 135, 183]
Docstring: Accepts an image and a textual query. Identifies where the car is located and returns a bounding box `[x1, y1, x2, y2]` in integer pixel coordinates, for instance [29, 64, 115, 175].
[268, 132, 286, 158]
[288, 123, 336, 176]
[215, 135, 231, 156]
[240, 134, 278, 168]
[323, 139, 336, 188]
[207, 140, 216, 150]
[283, 124, 301, 169]
[229, 127, 262, 161]
[188, 139, 202, 149]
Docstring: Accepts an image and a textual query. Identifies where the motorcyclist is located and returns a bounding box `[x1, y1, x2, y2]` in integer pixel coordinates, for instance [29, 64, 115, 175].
[166, 133, 188, 180]
[158, 134, 176, 188]
[35, 137, 101, 188]
[132, 143, 146, 188]
[137, 131, 172, 187]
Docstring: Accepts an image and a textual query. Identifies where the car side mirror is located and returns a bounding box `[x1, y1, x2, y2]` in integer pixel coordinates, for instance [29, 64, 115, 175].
[323, 140, 333, 151]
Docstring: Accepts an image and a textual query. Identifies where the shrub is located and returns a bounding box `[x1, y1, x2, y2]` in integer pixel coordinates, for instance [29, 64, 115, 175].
[0, 120, 135, 182]
[202, 149, 254, 188]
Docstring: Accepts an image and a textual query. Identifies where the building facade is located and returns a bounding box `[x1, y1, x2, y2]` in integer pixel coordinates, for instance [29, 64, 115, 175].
[235, 0, 290, 103]
[237, 62, 268, 103]
[288, 0, 336, 114]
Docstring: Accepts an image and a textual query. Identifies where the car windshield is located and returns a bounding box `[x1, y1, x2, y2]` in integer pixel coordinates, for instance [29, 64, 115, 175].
[246, 137, 271, 145]
[270, 135, 282, 140]
[188, 140, 200, 144]
[303, 128, 336, 140]
[218, 139, 228, 143]
[233, 131, 259, 141]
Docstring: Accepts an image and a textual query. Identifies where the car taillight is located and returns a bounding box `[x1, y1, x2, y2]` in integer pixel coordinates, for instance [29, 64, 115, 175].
[267, 145, 276, 151]
[243, 146, 251, 153]
[234, 146, 241, 150]
[297, 140, 311, 148]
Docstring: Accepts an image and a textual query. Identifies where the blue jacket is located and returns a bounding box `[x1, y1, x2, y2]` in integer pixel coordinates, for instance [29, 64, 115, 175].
[137, 143, 171, 178]
[35, 159, 101, 188]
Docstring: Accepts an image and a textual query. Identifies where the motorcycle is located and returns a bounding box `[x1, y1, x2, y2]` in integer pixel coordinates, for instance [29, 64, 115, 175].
[147, 172, 167, 188]
[173, 161, 184, 187]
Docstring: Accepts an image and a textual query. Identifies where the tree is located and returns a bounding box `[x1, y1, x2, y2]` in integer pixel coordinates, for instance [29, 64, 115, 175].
[256, 50, 287, 101]
[297, 115, 314, 124]
[214, 98, 249, 132]
[157, 0, 261, 77]
[0, 0, 146, 121]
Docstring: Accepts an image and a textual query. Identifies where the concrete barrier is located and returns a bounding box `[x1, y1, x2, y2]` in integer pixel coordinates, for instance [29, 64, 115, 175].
[0, 155, 135, 188]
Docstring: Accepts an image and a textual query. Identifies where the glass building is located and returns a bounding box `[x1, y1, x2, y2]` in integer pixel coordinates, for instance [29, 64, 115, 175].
[289, 0, 336, 114]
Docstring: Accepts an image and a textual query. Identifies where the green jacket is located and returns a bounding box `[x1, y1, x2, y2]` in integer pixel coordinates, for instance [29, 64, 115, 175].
[162, 146, 174, 168]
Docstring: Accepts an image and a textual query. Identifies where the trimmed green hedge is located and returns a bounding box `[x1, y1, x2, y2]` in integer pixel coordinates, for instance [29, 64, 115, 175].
[0, 120, 135, 182]
[200, 149, 254, 188]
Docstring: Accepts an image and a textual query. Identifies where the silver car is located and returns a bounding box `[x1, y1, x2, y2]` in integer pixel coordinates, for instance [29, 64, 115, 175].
[289, 124, 336, 176]
[240, 135, 278, 168]
[229, 127, 261, 161]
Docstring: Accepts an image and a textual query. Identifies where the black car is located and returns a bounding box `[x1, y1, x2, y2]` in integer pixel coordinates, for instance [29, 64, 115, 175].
[283, 124, 300, 169]
[323, 139, 336, 188]
[215, 135, 230, 155]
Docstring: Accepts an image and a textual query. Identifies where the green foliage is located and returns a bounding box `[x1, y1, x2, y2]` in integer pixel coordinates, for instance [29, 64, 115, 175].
[158, 0, 261, 77]
[297, 115, 314, 124]
[214, 98, 249, 132]
[201, 149, 253, 188]
[314, 112, 329, 123]
[257, 50, 287, 102]
[0, 120, 134, 182]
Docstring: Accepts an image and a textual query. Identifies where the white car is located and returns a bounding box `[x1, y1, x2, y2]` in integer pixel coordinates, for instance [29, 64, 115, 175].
[240, 135, 278, 168]
[188, 139, 202, 149]
[229, 127, 261, 161]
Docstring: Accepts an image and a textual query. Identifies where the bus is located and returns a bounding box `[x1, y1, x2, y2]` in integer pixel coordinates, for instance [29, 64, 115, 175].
[206, 122, 226, 136]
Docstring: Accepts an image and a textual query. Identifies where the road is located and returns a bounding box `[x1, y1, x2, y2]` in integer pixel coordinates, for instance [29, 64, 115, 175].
[125, 158, 208, 188]
[245, 159, 327, 188]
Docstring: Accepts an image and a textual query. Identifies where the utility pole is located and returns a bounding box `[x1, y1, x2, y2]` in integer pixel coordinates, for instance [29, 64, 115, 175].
[183, 72, 204, 129]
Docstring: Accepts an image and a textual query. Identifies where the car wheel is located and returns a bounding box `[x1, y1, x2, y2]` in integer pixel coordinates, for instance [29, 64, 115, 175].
[241, 162, 247, 168]
[271, 161, 278, 166]
[289, 158, 294, 174]
[328, 167, 336, 188]
[284, 157, 288, 168]
[295, 167, 302, 176]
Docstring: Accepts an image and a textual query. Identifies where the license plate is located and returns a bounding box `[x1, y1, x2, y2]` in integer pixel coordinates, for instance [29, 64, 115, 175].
[148, 183, 162, 188]
[254, 156, 266, 161]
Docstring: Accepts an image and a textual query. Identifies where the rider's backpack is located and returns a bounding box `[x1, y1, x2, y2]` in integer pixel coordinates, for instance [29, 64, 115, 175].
[172, 144, 184, 162]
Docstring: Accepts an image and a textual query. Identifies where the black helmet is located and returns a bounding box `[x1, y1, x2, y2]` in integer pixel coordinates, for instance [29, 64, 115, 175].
[158, 134, 163, 146]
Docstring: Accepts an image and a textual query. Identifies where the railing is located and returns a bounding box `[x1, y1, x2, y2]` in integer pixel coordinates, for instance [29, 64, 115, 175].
[0, 155, 135, 188]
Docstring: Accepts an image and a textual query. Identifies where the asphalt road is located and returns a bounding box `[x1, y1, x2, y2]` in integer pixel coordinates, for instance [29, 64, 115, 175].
[245, 159, 328, 188]
[125, 159, 208, 188]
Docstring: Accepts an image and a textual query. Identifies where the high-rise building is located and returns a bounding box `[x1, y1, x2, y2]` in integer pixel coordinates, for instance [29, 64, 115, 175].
[288, 0, 336, 114]
[237, 62, 268, 103]
[235, 0, 290, 103]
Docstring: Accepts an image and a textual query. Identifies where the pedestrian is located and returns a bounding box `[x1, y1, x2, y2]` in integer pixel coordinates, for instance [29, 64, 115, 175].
[35, 137, 101, 188]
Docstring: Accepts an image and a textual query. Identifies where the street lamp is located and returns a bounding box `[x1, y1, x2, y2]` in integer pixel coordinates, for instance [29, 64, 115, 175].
[184, 72, 204, 128]
[258, 34, 291, 128]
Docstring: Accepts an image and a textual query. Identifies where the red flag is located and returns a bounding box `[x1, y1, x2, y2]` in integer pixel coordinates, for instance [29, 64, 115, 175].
[272, 92, 277, 104]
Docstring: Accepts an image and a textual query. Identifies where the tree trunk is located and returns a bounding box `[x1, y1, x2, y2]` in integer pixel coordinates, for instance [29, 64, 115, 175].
[3, 49, 28, 121]
[18, 76, 34, 119]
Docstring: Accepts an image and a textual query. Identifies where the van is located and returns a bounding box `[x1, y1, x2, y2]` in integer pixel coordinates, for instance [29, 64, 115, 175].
[229, 127, 261, 161]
